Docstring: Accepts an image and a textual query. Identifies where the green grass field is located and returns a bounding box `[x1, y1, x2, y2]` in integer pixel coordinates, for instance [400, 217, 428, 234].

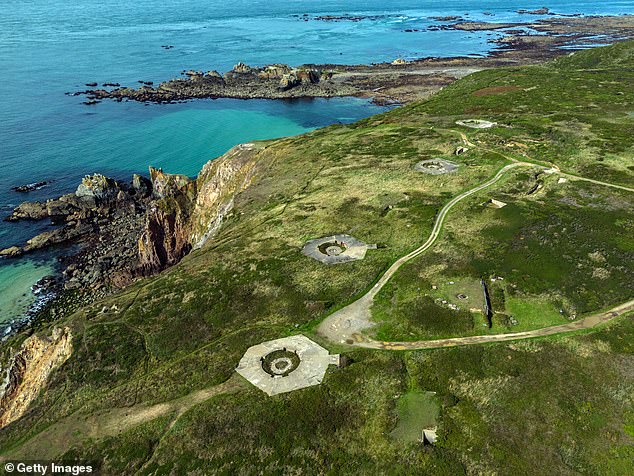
[1, 41, 633, 475]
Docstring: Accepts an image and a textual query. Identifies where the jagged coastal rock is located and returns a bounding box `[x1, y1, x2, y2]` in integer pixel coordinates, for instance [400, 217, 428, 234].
[138, 143, 262, 274]
[136, 167, 198, 275]
[2, 143, 265, 322]
[81, 62, 332, 103]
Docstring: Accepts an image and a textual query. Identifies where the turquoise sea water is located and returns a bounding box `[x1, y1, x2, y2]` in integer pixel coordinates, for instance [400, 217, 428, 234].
[1, 0, 632, 323]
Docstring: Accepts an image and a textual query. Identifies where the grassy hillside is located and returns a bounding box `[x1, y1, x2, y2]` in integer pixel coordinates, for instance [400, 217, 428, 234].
[0, 42, 633, 474]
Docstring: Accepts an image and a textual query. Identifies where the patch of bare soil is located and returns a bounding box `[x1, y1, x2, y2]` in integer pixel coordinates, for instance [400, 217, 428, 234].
[473, 86, 522, 97]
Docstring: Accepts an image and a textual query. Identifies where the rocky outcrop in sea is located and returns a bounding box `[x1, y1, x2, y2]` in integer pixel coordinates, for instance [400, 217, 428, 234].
[77, 62, 340, 104]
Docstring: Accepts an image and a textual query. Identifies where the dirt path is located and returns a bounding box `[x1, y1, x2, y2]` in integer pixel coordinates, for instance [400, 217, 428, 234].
[333, 67, 483, 81]
[317, 162, 535, 344]
[1, 375, 245, 461]
[355, 299, 634, 350]
[317, 140, 634, 348]
[559, 172, 634, 193]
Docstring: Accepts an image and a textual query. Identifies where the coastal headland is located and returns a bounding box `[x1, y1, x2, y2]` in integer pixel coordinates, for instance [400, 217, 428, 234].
[77, 15, 634, 105]
[0, 34, 633, 472]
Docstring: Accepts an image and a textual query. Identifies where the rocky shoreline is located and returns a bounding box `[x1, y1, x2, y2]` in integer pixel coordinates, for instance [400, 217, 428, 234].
[1, 174, 153, 338]
[1, 144, 263, 338]
[75, 15, 634, 106]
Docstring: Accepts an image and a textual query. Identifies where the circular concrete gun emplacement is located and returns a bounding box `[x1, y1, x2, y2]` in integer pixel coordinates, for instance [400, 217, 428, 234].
[236, 335, 341, 396]
[455, 119, 497, 129]
[414, 159, 459, 175]
[302, 234, 376, 264]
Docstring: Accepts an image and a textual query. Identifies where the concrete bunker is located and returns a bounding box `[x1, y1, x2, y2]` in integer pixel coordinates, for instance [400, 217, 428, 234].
[302, 234, 375, 264]
[414, 159, 459, 175]
[236, 335, 340, 396]
[456, 119, 497, 129]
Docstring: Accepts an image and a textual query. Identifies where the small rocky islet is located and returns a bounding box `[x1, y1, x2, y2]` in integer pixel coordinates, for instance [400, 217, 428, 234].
[77, 63, 343, 104]
[11, 181, 50, 193]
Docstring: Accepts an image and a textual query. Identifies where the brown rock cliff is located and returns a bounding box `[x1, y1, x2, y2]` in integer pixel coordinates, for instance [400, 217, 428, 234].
[0, 327, 72, 429]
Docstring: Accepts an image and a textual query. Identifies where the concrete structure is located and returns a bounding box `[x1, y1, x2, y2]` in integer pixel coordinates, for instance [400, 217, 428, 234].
[302, 234, 374, 264]
[422, 428, 438, 445]
[456, 119, 497, 129]
[236, 335, 340, 396]
[484, 198, 507, 208]
[414, 159, 459, 175]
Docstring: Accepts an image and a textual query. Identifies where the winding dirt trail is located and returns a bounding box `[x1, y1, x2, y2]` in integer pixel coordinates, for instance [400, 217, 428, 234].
[351, 299, 634, 350]
[317, 161, 534, 345]
[317, 142, 634, 349]
[559, 172, 634, 193]
[1, 376, 245, 461]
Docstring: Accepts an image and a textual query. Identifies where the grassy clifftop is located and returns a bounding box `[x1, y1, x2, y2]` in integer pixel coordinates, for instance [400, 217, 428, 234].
[0, 42, 633, 474]
[552, 38, 634, 69]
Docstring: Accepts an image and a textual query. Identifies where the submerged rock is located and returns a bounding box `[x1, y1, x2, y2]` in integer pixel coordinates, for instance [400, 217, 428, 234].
[517, 7, 550, 15]
[0, 246, 21, 257]
[12, 181, 49, 193]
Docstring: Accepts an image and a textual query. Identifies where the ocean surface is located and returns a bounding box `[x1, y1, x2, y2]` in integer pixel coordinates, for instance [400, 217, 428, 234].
[1, 0, 631, 323]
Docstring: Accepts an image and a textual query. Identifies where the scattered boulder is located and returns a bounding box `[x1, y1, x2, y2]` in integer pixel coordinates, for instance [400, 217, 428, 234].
[232, 62, 254, 74]
[76, 174, 120, 202]
[258, 64, 292, 80]
[25, 222, 94, 252]
[279, 73, 301, 91]
[204, 70, 224, 82]
[296, 69, 320, 84]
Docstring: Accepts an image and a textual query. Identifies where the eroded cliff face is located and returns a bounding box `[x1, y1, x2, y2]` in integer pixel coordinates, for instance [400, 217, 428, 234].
[190, 143, 260, 248]
[137, 143, 261, 274]
[0, 327, 72, 429]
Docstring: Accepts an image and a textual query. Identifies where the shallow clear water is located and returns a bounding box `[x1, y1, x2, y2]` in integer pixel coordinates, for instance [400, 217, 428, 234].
[0, 257, 55, 323]
[1, 0, 631, 322]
